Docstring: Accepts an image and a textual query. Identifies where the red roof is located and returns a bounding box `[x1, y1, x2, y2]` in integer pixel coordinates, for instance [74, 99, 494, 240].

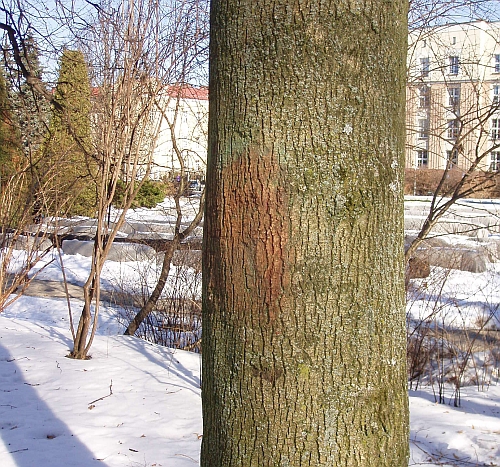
[167, 85, 208, 101]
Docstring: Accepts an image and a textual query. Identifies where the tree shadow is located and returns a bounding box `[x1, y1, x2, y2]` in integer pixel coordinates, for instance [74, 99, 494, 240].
[409, 390, 500, 466]
[0, 340, 107, 467]
[410, 388, 500, 418]
[116, 335, 201, 395]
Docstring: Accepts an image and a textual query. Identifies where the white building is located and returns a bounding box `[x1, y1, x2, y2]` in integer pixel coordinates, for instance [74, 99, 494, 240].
[147, 22, 500, 180]
[150, 85, 208, 181]
[406, 21, 500, 171]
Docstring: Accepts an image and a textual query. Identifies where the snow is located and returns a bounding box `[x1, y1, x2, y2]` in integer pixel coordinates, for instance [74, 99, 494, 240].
[407, 270, 500, 467]
[1, 297, 202, 467]
[7, 247, 201, 301]
[409, 388, 500, 466]
[1, 198, 500, 466]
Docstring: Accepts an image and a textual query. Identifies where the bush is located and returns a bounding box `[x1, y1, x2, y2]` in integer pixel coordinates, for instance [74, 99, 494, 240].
[404, 168, 500, 198]
[113, 179, 167, 209]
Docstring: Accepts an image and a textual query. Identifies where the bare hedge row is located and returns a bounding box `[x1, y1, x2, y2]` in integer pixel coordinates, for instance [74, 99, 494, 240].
[404, 169, 500, 198]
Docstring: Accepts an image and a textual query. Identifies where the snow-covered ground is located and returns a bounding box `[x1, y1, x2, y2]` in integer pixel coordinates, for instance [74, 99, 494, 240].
[1, 198, 500, 466]
[1, 297, 202, 467]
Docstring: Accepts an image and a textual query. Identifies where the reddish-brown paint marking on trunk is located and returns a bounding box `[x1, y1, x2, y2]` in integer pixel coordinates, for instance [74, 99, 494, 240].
[221, 145, 291, 323]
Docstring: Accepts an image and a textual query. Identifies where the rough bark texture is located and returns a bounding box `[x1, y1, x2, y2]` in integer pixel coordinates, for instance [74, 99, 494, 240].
[202, 0, 409, 466]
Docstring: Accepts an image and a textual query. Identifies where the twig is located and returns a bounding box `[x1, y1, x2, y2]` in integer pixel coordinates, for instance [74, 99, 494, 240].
[88, 379, 113, 405]
[411, 438, 475, 466]
[174, 453, 199, 463]
[9, 448, 28, 454]
[7, 356, 29, 362]
[55, 238, 75, 340]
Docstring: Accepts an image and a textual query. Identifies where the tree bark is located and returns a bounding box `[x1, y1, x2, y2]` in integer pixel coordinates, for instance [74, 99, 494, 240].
[70, 274, 96, 359]
[202, 0, 409, 466]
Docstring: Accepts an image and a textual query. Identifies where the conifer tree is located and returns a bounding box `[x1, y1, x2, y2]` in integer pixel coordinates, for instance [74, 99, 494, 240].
[4, 35, 49, 160]
[3, 35, 50, 220]
[42, 49, 96, 217]
[0, 68, 20, 179]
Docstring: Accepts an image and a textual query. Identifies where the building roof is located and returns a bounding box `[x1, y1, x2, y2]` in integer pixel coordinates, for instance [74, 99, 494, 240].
[167, 85, 208, 101]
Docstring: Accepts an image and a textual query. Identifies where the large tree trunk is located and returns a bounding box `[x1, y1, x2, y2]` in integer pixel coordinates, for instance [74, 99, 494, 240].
[201, 0, 409, 466]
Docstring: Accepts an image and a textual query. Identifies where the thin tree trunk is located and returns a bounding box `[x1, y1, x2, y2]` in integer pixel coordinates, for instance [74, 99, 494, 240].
[123, 191, 205, 336]
[202, 0, 409, 465]
[70, 275, 96, 359]
[124, 239, 178, 336]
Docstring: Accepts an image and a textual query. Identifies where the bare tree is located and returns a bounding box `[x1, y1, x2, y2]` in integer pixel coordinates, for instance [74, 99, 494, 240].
[0, 0, 209, 358]
[68, 0, 207, 359]
[124, 84, 208, 337]
[405, 3, 500, 263]
[75, 0, 209, 344]
[0, 158, 54, 311]
[0, 11, 57, 312]
[408, 0, 500, 31]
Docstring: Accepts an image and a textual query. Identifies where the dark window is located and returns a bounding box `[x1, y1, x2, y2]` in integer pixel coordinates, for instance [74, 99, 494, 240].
[449, 56, 459, 75]
[446, 149, 458, 168]
[447, 119, 460, 139]
[417, 150, 428, 167]
[419, 86, 430, 108]
[417, 119, 429, 139]
[448, 86, 460, 107]
[491, 119, 500, 140]
[493, 85, 499, 104]
[420, 57, 430, 77]
[490, 151, 500, 171]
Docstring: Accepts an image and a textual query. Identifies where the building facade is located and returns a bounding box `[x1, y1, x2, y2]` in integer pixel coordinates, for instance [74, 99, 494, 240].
[148, 22, 500, 181]
[406, 21, 500, 171]
[150, 85, 208, 181]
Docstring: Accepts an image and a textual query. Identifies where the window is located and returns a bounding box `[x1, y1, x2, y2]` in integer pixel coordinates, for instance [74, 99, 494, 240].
[417, 119, 429, 139]
[448, 86, 460, 107]
[492, 119, 500, 139]
[416, 150, 428, 167]
[446, 149, 458, 168]
[493, 85, 500, 105]
[419, 85, 430, 108]
[447, 119, 460, 139]
[452, 36, 456, 45]
[490, 151, 500, 171]
[495, 54, 500, 73]
[449, 56, 459, 75]
[420, 57, 430, 77]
